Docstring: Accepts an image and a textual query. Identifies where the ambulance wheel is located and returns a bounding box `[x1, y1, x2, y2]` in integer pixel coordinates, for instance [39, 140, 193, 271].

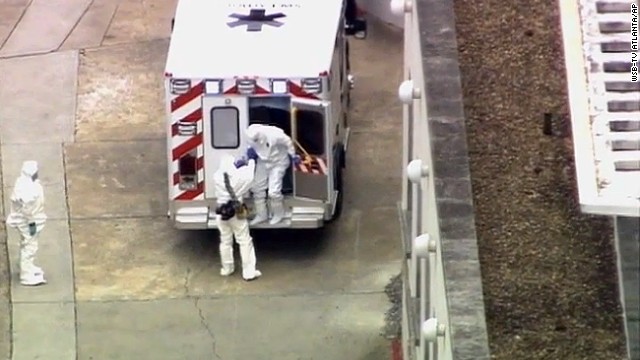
[329, 153, 344, 222]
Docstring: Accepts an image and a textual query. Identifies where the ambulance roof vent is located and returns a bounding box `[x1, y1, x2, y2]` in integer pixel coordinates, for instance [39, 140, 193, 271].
[227, 9, 287, 32]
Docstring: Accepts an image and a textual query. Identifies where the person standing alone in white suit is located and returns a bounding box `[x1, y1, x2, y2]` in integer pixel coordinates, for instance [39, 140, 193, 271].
[6, 161, 47, 286]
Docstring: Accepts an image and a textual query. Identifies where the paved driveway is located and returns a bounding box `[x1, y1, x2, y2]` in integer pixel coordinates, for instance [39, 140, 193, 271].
[0, 2, 403, 359]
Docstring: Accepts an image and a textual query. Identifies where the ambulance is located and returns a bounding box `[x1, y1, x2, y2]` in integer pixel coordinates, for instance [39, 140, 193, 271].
[164, 0, 367, 229]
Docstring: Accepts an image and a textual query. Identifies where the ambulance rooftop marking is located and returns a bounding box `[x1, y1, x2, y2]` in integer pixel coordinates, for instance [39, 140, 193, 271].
[227, 9, 286, 31]
[166, 0, 342, 79]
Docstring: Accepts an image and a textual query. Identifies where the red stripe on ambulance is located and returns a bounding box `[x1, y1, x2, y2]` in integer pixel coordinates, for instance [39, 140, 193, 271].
[172, 133, 203, 161]
[223, 84, 271, 94]
[224, 85, 238, 94]
[288, 81, 320, 100]
[254, 85, 270, 94]
[171, 82, 204, 112]
[222, 80, 318, 99]
[170, 80, 205, 201]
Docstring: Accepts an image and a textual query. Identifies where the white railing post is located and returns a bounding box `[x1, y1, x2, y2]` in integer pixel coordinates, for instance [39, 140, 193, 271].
[407, 158, 430, 359]
[422, 317, 447, 359]
[414, 233, 436, 359]
[406, 158, 428, 294]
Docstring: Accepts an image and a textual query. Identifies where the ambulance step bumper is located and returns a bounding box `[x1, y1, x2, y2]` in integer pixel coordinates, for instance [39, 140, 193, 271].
[251, 206, 326, 229]
[173, 205, 326, 230]
[173, 206, 209, 230]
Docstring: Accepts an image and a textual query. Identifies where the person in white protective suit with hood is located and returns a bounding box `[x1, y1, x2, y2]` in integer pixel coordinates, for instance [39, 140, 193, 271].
[5, 161, 47, 286]
[244, 124, 301, 225]
[213, 154, 262, 280]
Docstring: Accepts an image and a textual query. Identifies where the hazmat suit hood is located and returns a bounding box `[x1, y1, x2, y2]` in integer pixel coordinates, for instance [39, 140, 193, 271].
[213, 155, 256, 204]
[13, 161, 41, 203]
[245, 124, 271, 160]
[245, 124, 268, 145]
[6, 160, 47, 228]
[245, 124, 295, 164]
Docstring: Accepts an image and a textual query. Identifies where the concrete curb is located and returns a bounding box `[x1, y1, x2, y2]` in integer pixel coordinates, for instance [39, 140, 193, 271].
[417, 0, 492, 358]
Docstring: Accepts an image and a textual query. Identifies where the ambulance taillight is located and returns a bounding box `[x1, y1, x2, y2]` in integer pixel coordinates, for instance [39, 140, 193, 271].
[170, 79, 191, 94]
[302, 78, 322, 93]
[178, 150, 198, 190]
[236, 79, 256, 94]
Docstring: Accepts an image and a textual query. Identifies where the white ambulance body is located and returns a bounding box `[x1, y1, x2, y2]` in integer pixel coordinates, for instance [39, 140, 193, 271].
[164, 0, 366, 230]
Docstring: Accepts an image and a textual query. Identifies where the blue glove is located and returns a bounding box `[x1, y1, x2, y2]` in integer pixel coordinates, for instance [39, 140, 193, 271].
[28, 223, 37, 236]
[290, 154, 302, 166]
[234, 158, 247, 168]
[246, 147, 258, 161]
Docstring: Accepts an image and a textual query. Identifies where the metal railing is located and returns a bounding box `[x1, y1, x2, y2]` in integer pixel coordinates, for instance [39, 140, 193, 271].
[392, 0, 492, 358]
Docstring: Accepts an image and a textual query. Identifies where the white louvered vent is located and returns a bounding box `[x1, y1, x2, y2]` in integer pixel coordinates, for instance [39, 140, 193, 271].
[563, 0, 640, 216]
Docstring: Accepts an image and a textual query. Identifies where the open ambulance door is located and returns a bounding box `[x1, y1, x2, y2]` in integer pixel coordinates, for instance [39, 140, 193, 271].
[202, 95, 249, 199]
[290, 98, 331, 202]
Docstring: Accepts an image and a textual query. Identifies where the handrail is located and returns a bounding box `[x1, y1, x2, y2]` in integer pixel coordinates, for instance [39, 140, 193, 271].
[394, 0, 492, 358]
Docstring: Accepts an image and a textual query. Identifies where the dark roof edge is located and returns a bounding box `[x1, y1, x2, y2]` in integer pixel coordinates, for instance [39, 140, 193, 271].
[415, 0, 491, 358]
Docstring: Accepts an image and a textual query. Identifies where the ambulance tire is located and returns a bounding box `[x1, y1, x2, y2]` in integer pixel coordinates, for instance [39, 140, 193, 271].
[329, 149, 345, 222]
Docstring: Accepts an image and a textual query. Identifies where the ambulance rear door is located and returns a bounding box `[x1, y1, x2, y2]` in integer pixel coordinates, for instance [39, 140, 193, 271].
[290, 98, 331, 201]
[202, 94, 249, 199]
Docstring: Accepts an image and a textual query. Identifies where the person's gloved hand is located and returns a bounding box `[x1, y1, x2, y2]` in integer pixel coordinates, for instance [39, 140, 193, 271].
[290, 154, 302, 166]
[246, 147, 258, 161]
[234, 158, 247, 168]
[28, 222, 37, 236]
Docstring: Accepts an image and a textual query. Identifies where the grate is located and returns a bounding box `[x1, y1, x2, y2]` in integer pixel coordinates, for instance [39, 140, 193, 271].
[569, 0, 640, 214]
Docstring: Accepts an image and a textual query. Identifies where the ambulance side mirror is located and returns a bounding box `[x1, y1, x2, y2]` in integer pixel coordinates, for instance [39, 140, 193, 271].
[171, 18, 175, 32]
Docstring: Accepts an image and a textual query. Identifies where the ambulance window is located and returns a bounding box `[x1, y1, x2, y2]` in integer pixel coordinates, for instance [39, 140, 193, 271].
[211, 107, 240, 149]
[295, 109, 324, 155]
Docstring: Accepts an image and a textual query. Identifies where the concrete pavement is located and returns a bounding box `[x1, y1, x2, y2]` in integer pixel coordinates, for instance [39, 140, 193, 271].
[0, 1, 404, 359]
[0, 49, 79, 359]
[76, 294, 390, 360]
[0, 0, 178, 58]
[0, 150, 10, 360]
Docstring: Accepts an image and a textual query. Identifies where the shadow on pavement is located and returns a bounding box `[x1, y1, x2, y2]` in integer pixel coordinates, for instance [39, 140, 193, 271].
[171, 226, 330, 264]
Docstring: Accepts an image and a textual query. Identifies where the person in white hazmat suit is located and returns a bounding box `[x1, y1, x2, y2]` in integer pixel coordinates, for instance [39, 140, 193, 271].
[5, 161, 47, 286]
[244, 124, 301, 225]
[214, 155, 262, 281]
